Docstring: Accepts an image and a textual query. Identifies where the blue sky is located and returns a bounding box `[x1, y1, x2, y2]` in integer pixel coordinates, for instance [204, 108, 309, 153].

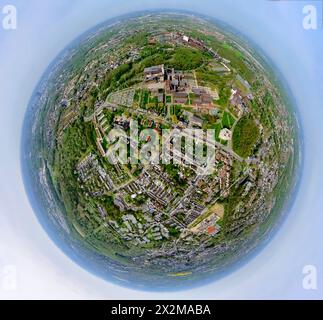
[0, 0, 323, 299]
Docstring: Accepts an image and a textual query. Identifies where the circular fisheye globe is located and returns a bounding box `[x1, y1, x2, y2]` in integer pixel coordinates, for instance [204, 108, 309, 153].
[22, 11, 301, 290]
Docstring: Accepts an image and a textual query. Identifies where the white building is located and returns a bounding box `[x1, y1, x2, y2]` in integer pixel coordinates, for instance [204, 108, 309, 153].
[183, 35, 189, 42]
[219, 128, 232, 141]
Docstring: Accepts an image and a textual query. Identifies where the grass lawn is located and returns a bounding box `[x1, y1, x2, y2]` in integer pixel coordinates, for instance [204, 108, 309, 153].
[213, 122, 222, 142]
[141, 90, 150, 108]
[222, 111, 236, 129]
[232, 116, 260, 158]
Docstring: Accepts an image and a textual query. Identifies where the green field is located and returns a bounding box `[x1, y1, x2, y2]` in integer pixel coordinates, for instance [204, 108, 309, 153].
[170, 47, 207, 70]
[222, 111, 236, 129]
[232, 116, 260, 158]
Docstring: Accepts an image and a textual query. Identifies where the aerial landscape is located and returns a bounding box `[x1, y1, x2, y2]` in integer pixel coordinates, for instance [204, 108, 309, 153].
[22, 11, 300, 289]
